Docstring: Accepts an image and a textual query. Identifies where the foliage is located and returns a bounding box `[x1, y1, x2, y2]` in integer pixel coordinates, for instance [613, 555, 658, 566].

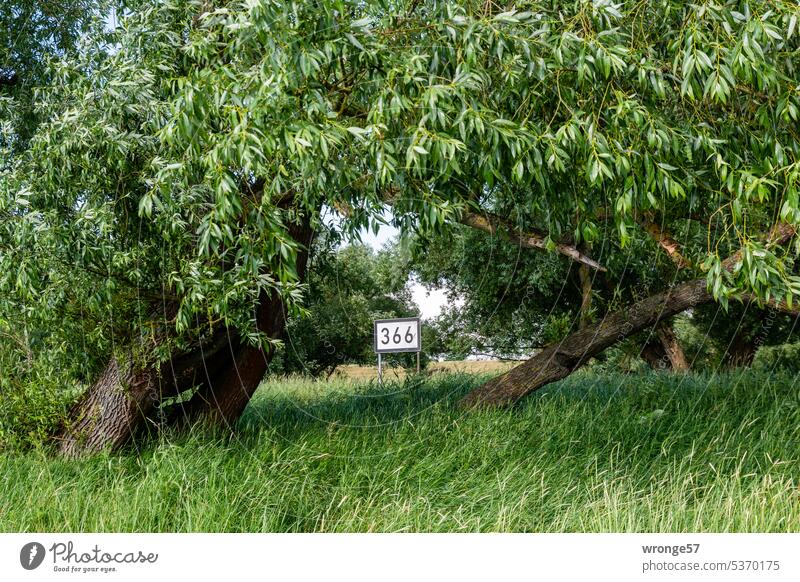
[0, 366, 80, 453]
[0, 315, 88, 451]
[4, 0, 800, 357]
[687, 302, 800, 363]
[753, 341, 800, 373]
[412, 215, 702, 357]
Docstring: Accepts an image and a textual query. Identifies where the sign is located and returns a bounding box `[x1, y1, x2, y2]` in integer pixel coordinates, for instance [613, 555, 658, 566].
[373, 317, 421, 353]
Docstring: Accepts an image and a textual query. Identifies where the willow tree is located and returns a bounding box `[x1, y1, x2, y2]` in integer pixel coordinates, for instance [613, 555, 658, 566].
[2, 0, 800, 455]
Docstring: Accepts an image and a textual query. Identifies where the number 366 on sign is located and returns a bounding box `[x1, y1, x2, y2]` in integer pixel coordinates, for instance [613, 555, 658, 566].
[373, 317, 421, 353]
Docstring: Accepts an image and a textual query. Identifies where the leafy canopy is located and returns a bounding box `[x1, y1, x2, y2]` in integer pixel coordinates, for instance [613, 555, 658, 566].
[2, 0, 800, 358]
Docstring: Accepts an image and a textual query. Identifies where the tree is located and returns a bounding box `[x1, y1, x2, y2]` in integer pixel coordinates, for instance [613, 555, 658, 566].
[2, 0, 800, 453]
[462, 224, 800, 408]
[275, 238, 418, 377]
[412, 220, 693, 368]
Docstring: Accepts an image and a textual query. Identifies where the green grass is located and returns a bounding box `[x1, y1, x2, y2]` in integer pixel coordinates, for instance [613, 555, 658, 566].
[1, 370, 799, 532]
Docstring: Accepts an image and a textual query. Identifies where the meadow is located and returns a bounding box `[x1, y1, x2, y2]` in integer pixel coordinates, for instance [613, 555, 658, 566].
[333, 359, 518, 380]
[1, 370, 798, 532]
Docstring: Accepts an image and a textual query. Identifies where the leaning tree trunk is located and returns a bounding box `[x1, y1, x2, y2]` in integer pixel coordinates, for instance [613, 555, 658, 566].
[166, 289, 289, 428]
[171, 219, 314, 427]
[460, 279, 710, 409]
[59, 293, 291, 457]
[656, 320, 689, 371]
[57, 322, 239, 457]
[58, 218, 313, 457]
[57, 356, 161, 458]
[640, 336, 669, 370]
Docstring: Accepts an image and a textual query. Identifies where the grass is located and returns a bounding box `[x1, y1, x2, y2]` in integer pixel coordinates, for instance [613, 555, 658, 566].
[1, 370, 799, 532]
[333, 359, 518, 380]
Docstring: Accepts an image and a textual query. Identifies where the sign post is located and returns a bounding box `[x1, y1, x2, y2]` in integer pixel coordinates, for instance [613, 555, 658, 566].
[373, 317, 421, 384]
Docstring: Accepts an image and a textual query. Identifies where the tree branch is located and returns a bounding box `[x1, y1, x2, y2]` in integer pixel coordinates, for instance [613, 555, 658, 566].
[640, 217, 797, 273]
[332, 191, 607, 271]
[722, 221, 797, 269]
[740, 293, 800, 317]
[457, 209, 607, 271]
[639, 217, 691, 268]
[406, 0, 422, 16]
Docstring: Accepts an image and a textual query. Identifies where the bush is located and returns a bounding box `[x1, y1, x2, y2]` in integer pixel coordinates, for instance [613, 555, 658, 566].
[0, 320, 91, 451]
[753, 342, 800, 373]
[0, 366, 81, 452]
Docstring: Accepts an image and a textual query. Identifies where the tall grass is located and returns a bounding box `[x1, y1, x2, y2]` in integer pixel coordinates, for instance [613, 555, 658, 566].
[1, 370, 798, 532]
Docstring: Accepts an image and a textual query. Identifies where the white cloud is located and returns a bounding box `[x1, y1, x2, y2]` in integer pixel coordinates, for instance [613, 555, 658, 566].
[411, 283, 457, 320]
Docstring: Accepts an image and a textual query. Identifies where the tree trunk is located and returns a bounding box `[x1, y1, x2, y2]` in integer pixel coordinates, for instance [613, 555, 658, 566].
[724, 331, 756, 369]
[460, 279, 710, 409]
[58, 218, 313, 456]
[169, 290, 288, 427]
[656, 320, 689, 371]
[57, 356, 161, 458]
[458, 223, 795, 409]
[173, 219, 314, 427]
[57, 325, 237, 457]
[641, 320, 689, 371]
[640, 336, 669, 370]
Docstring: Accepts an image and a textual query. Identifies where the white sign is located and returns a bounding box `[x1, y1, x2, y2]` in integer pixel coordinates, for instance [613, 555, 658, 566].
[373, 317, 421, 353]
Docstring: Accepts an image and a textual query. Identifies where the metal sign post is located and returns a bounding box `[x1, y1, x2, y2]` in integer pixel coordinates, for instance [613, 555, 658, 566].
[373, 317, 422, 385]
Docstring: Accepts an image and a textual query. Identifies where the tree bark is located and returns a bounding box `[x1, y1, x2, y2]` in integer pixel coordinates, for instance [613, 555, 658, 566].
[169, 291, 288, 427]
[656, 320, 689, 371]
[640, 320, 688, 371]
[457, 210, 606, 271]
[58, 295, 289, 457]
[640, 336, 669, 370]
[172, 219, 314, 427]
[460, 279, 710, 409]
[57, 324, 237, 457]
[57, 356, 161, 458]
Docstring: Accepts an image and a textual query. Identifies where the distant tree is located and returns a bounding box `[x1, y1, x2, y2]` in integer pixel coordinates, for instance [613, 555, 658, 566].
[275, 238, 418, 377]
[413, 226, 577, 358]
